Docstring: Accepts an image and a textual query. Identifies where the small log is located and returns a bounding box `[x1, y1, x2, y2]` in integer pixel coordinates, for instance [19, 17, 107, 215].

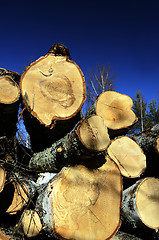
[107, 136, 146, 178]
[20, 43, 86, 127]
[121, 177, 159, 231]
[21, 210, 43, 237]
[35, 156, 122, 240]
[0, 176, 36, 214]
[86, 91, 138, 138]
[29, 115, 110, 172]
[0, 166, 6, 192]
[0, 68, 21, 138]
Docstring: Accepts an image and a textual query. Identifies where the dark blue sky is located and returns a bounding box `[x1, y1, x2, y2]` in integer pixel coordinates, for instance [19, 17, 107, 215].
[1, 0, 159, 107]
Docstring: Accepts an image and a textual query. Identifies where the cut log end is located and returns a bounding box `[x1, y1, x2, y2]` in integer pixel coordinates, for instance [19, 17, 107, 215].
[0, 76, 20, 104]
[6, 181, 29, 215]
[96, 91, 138, 130]
[48, 159, 122, 240]
[20, 53, 86, 126]
[77, 115, 110, 151]
[22, 210, 43, 237]
[136, 177, 159, 230]
[107, 136, 146, 178]
[0, 166, 6, 193]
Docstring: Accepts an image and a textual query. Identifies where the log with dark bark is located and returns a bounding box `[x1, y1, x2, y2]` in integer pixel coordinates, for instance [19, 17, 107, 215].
[132, 124, 159, 178]
[29, 115, 110, 172]
[0, 68, 21, 138]
[20, 43, 86, 127]
[86, 91, 138, 138]
[35, 157, 122, 240]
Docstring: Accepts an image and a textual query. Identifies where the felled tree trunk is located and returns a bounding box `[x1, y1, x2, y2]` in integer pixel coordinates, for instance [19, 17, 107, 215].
[86, 91, 138, 138]
[35, 156, 122, 240]
[133, 124, 159, 177]
[121, 177, 159, 231]
[29, 115, 110, 172]
[107, 136, 146, 178]
[20, 43, 86, 127]
[0, 68, 20, 138]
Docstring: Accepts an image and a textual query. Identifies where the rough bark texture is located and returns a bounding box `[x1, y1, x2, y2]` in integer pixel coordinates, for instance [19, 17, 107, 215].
[20, 44, 86, 127]
[107, 136, 146, 178]
[133, 124, 159, 155]
[133, 124, 159, 178]
[29, 116, 109, 172]
[35, 157, 122, 240]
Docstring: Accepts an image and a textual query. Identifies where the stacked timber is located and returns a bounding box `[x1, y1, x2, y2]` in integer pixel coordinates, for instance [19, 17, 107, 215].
[0, 43, 159, 240]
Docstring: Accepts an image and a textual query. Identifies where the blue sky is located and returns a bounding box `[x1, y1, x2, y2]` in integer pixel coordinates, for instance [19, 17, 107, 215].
[0, 0, 159, 108]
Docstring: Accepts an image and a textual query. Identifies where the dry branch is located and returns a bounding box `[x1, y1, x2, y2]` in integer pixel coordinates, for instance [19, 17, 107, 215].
[21, 210, 42, 237]
[0, 175, 36, 215]
[35, 157, 122, 240]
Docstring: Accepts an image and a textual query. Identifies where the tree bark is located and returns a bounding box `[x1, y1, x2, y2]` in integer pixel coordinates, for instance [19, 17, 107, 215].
[86, 91, 138, 138]
[132, 124, 159, 178]
[29, 115, 110, 172]
[35, 157, 122, 240]
[20, 44, 86, 127]
[107, 136, 146, 178]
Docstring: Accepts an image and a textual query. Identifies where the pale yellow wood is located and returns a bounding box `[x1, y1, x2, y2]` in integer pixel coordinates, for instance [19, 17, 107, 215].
[78, 115, 110, 151]
[20, 55, 86, 126]
[49, 157, 122, 240]
[0, 76, 20, 104]
[22, 210, 42, 237]
[136, 177, 159, 229]
[0, 166, 6, 193]
[6, 181, 29, 214]
[96, 91, 138, 130]
[107, 136, 146, 178]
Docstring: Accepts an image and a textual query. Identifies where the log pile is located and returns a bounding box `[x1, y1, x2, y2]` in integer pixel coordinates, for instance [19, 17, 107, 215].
[0, 43, 159, 240]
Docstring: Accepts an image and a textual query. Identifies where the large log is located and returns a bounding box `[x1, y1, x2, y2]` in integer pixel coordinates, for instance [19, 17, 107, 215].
[35, 157, 122, 240]
[107, 136, 146, 178]
[20, 43, 86, 127]
[29, 115, 110, 172]
[86, 91, 138, 138]
[121, 177, 159, 231]
[0, 68, 20, 138]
